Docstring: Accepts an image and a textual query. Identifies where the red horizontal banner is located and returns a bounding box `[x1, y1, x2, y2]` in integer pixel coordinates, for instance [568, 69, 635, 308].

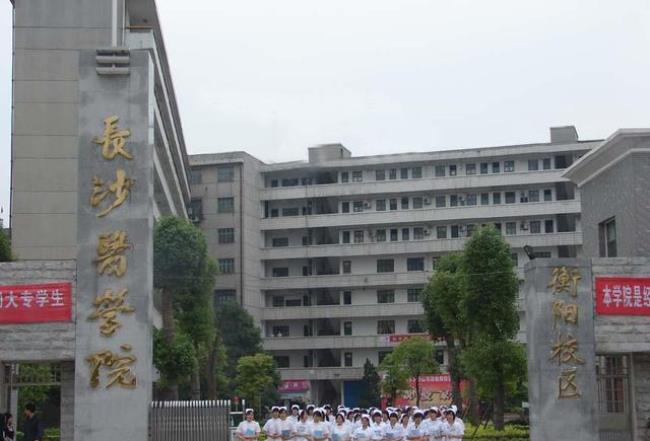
[595, 277, 650, 316]
[0, 282, 72, 324]
[279, 380, 310, 393]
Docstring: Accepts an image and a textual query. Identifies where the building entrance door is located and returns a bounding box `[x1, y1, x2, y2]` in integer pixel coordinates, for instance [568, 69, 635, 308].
[597, 355, 632, 441]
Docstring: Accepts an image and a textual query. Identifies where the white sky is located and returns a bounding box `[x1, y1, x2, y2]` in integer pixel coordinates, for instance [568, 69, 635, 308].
[2, 0, 650, 226]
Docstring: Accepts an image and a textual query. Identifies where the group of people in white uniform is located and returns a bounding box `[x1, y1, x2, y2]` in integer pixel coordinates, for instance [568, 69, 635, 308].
[236, 403, 464, 441]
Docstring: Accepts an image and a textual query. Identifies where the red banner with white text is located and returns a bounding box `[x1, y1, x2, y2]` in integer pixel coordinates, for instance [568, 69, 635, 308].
[0, 282, 72, 323]
[595, 277, 650, 315]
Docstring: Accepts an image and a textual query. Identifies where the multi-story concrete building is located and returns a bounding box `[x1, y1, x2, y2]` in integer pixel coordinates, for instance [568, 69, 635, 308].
[189, 125, 600, 405]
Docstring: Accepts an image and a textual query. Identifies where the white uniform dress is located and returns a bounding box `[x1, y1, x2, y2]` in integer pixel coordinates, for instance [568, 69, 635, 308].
[237, 421, 262, 439]
[405, 422, 426, 441]
[351, 426, 373, 441]
[278, 418, 296, 440]
[264, 418, 282, 441]
[426, 419, 443, 441]
[331, 423, 352, 441]
[310, 421, 331, 441]
[294, 420, 312, 441]
[441, 420, 464, 441]
[370, 422, 385, 441]
[383, 422, 405, 441]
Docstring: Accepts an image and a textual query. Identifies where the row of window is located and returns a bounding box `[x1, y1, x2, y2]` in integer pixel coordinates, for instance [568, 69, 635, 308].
[274, 347, 445, 369]
[270, 318, 425, 339]
[271, 257, 429, 277]
[189, 166, 235, 185]
[270, 288, 423, 307]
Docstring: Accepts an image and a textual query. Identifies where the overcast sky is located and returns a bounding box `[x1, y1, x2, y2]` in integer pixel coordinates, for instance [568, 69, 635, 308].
[1, 0, 650, 226]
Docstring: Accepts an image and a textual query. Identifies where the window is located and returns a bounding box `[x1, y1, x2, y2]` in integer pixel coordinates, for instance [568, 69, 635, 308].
[352, 171, 363, 182]
[390, 229, 399, 242]
[303, 355, 313, 367]
[389, 199, 398, 211]
[353, 201, 364, 212]
[342, 260, 352, 274]
[217, 197, 234, 213]
[528, 159, 539, 171]
[389, 168, 397, 180]
[545, 220, 554, 233]
[217, 166, 235, 182]
[505, 222, 517, 235]
[435, 165, 446, 177]
[481, 193, 490, 205]
[274, 356, 289, 368]
[218, 258, 234, 274]
[376, 169, 385, 181]
[450, 195, 458, 207]
[435, 348, 445, 365]
[270, 179, 279, 188]
[400, 168, 409, 179]
[599, 218, 617, 257]
[412, 167, 423, 178]
[214, 289, 236, 305]
[505, 192, 516, 204]
[544, 189, 553, 201]
[189, 170, 202, 185]
[218, 228, 235, 244]
[597, 355, 628, 414]
[272, 237, 289, 247]
[492, 162, 500, 173]
[285, 298, 301, 307]
[354, 230, 364, 243]
[302, 265, 312, 276]
[407, 288, 422, 302]
[282, 207, 299, 216]
[529, 190, 540, 202]
[511, 253, 519, 267]
[493, 192, 501, 204]
[272, 296, 284, 307]
[343, 291, 352, 305]
[342, 202, 350, 213]
[377, 320, 395, 335]
[436, 226, 447, 239]
[413, 227, 424, 240]
[272, 326, 290, 337]
[343, 321, 353, 335]
[408, 319, 424, 333]
[376, 199, 387, 211]
[533, 251, 552, 258]
[270, 208, 279, 217]
[402, 228, 410, 241]
[412, 197, 423, 209]
[543, 158, 552, 170]
[341, 171, 349, 183]
[494, 222, 502, 233]
[466, 224, 476, 237]
[377, 290, 395, 304]
[377, 259, 394, 273]
[504, 160, 515, 172]
[449, 165, 457, 176]
[401, 197, 409, 209]
[376, 229, 386, 242]
[530, 220, 541, 234]
[342, 231, 351, 244]
[435, 196, 446, 208]
[466, 194, 477, 206]
[378, 351, 392, 364]
[480, 162, 489, 174]
[272, 267, 289, 277]
[451, 225, 460, 238]
[465, 163, 476, 175]
[407, 257, 424, 271]
[344, 352, 353, 367]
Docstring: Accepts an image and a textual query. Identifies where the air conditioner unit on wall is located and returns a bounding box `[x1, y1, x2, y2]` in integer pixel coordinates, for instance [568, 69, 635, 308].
[423, 197, 431, 205]
[363, 201, 371, 208]
[520, 222, 529, 230]
[423, 229, 431, 236]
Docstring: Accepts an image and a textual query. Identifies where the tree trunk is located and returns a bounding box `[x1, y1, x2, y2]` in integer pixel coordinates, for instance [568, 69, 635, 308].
[415, 375, 421, 407]
[160, 288, 178, 400]
[206, 337, 218, 399]
[191, 362, 201, 400]
[467, 378, 480, 426]
[493, 379, 505, 430]
[446, 337, 463, 414]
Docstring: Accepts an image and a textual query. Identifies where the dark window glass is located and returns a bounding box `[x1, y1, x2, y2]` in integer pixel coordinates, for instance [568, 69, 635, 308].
[377, 259, 394, 273]
[407, 257, 424, 271]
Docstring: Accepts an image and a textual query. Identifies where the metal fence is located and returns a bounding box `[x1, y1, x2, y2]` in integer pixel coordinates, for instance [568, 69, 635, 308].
[150, 400, 231, 441]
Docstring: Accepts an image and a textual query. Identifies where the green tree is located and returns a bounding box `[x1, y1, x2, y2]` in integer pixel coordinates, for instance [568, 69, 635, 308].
[359, 359, 381, 408]
[235, 353, 280, 415]
[389, 336, 438, 407]
[0, 230, 12, 262]
[422, 254, 467, 414]
[379, 353, 409, 407]
[462, 226, 519, 430]
[215, 301, 263, 396]
[154, 216, 215, 399]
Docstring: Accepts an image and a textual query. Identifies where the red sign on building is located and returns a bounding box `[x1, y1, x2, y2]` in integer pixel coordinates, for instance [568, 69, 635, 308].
[595, 277, 650, 315]
[0, 282, 72, 324]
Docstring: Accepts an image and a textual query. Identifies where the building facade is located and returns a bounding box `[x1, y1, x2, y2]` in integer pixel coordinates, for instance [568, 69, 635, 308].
[189, 125, 600, 405]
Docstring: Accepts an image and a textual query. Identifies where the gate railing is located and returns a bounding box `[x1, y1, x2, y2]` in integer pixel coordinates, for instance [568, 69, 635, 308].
[150, 400, 231, 441]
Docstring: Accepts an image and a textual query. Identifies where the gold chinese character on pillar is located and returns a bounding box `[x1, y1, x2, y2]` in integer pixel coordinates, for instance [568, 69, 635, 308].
[95, 231, 131, 277]
[93, 116, 133, 160]
[552, 300, 579, 326]
[558, 367, 581, 399]
[548, 266, 582, 297]
[90, 169, 135, 217]
[88, 288, 136, 337]
[86, 344, 137, 389]
[550, 333, 585, 365]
